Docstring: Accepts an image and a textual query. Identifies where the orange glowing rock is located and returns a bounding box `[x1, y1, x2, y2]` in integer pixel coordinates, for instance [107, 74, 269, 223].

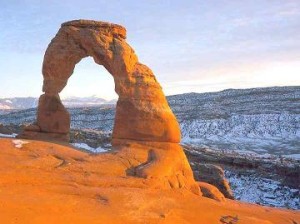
[6, 19, 300, 224]
[18, 20, 197, 194]
[198, 181, 226, 202]
[20, 19, 180, 143]
[0, 138, 299, 224]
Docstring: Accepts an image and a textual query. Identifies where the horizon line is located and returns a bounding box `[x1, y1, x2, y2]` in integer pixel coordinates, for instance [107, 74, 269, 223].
[1, 85, 299, 100]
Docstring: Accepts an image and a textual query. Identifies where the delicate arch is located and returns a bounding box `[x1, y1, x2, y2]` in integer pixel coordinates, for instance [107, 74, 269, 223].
[21, 20, 181, 144]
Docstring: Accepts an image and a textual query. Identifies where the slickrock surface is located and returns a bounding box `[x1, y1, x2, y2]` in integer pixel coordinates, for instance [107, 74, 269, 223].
[20, 19, 180, 143]
[0, 138, 299, 224]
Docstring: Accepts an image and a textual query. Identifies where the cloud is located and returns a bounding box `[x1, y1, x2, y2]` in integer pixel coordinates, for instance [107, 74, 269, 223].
[162, 60, 300, 95]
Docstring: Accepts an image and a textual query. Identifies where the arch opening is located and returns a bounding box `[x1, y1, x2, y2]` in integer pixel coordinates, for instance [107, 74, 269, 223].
[61, 56, 117, 147]
[60, 56, 118, 102]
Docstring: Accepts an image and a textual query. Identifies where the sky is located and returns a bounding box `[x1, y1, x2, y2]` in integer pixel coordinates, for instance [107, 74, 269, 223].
[0, 0, 299, 100]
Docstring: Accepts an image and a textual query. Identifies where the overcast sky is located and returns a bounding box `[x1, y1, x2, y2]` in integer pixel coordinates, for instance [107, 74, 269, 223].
[0, 0, 299, 99]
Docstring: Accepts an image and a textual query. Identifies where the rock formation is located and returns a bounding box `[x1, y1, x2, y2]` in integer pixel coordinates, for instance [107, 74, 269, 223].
[198, 181, 225, 202]
[1, 138, 299, 223]
[4, 20, 300, 223]
[18, 20, 199, 195]
[193, 163, 234, 199]
[20, 19, 180, 143]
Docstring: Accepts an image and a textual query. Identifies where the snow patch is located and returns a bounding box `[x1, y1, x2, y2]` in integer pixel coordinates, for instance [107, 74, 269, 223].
[282, 154, 300, 160]
[225, 170, 300, 209]
[71, 143, 108, 153]
[0, 133, 17, 138]
[12, 139, 29, 149]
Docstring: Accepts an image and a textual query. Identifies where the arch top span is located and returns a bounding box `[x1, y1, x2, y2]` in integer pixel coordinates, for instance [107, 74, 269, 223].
[61, 19, 127, 39]
[20, 19, 181, 144]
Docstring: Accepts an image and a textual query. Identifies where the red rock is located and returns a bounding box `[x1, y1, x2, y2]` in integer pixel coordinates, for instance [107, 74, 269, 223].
[1, 138, 299, 224]
[198, 181, 226, 202]
[18, 19, 193, 194]
[24, 124, 41, 132]
[37, 94, 70, 134]
[194, 163, 234, 199]
[20, 19, 180, 143]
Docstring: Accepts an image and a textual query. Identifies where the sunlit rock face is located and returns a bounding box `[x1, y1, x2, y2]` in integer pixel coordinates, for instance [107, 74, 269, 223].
[20, 19, 180, 143]
[1, 138, 298, 224]
[18, 20, 199, 195]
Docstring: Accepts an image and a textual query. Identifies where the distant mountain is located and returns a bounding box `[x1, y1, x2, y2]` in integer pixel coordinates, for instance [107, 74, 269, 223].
[61, 96, 116, 107]
[0, 96, 116, 110]
[0, 97, 37, 110]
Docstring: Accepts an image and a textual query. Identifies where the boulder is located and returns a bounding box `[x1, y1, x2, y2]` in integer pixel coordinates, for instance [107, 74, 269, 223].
[198, 181, 225, 202]
[194, 163, 234, 199]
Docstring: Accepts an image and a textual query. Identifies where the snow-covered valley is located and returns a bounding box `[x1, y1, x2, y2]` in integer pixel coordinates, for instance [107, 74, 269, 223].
[169, 86, 300, 159]
[225, 170, 299, 209]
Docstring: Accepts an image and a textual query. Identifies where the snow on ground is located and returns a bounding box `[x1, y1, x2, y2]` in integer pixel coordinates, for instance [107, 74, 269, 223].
[283, 154, 300, 160]
[0, 133, 17, 138]
[12, 139, 29, 149]
[71, 143, 108, 153]
[182, 136, 300, 160]
[225, 170, 300, 210]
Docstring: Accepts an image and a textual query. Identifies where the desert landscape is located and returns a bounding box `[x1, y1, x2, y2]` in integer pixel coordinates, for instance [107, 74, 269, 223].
[0, 1, 299, 223]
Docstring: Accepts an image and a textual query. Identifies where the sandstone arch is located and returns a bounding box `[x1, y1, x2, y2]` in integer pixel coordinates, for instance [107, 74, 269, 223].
[19, 20, 200, 195]
[21, 20, 181, 143]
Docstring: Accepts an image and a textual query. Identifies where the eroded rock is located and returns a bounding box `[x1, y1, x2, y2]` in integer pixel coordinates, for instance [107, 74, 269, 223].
[198, 181, 225, 202]
[18, 20, 198, 195]
[193, 163, 234, 199]
[20, 19, 180, 143]
[1, 138, 299, 224]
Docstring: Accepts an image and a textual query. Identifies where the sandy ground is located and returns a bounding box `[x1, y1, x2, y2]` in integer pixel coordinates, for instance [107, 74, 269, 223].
[0, 138, 299, 224]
